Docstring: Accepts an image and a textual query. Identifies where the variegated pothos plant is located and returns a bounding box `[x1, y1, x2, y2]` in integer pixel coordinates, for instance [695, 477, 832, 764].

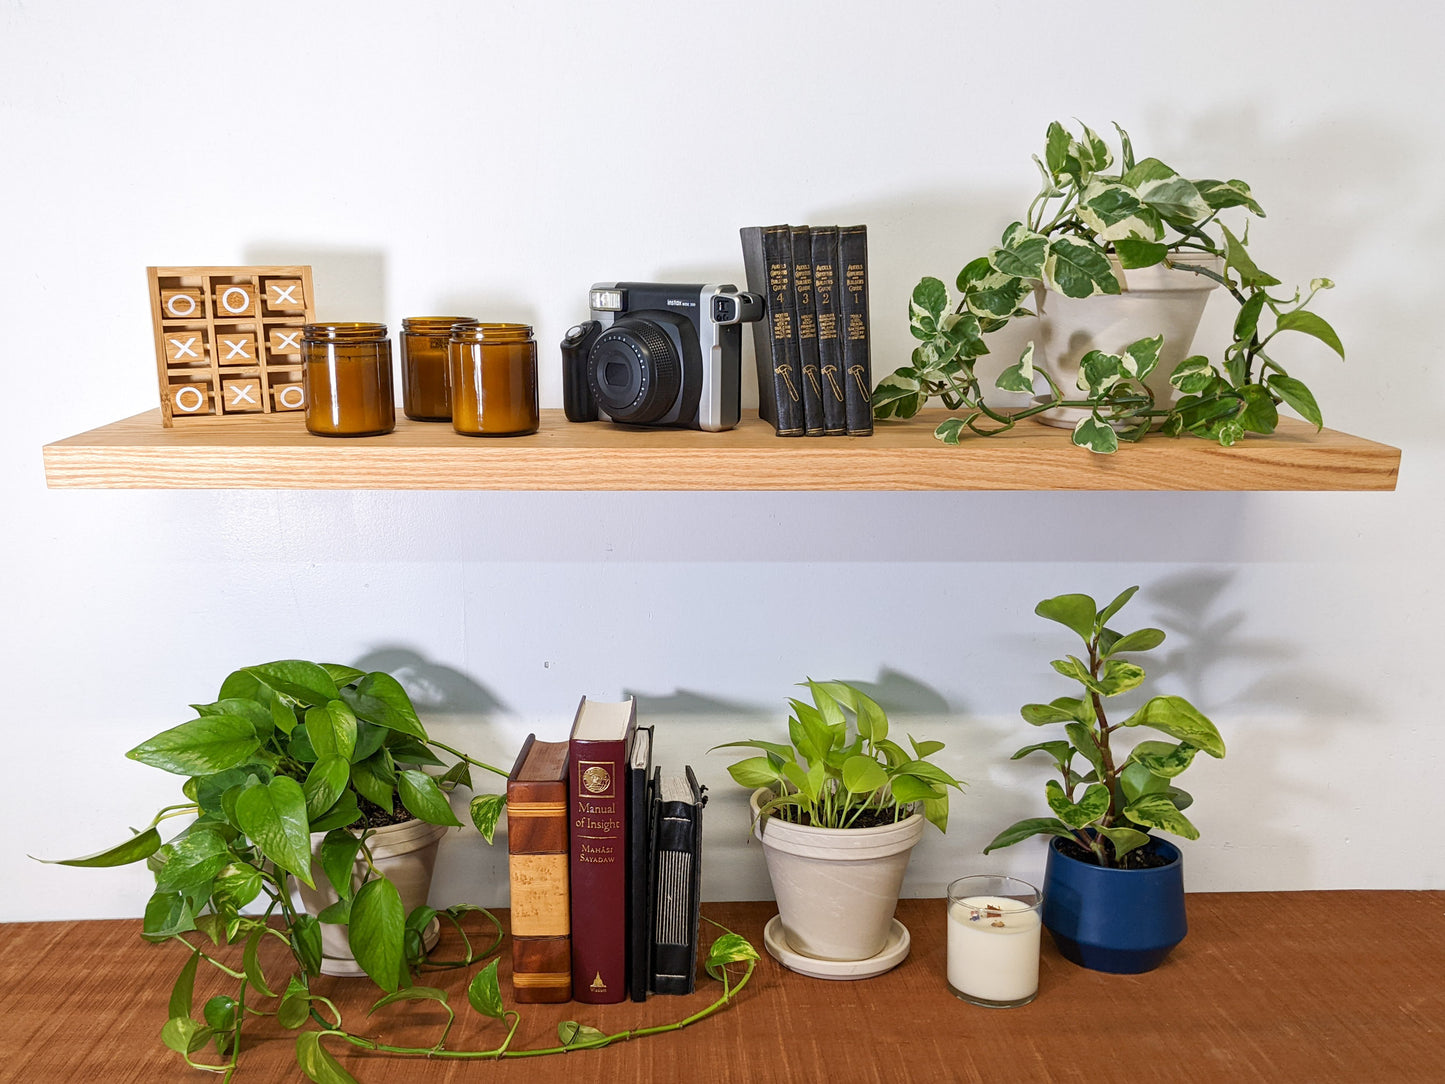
[874, 121, 1344, 453]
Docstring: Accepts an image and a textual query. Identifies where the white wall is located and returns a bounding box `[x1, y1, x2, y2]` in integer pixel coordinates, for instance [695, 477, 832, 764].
[3, 0, 1440, 922]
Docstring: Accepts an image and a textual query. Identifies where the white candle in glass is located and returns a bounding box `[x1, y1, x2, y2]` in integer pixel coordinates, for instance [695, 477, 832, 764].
[947, 894, 1042, 1005]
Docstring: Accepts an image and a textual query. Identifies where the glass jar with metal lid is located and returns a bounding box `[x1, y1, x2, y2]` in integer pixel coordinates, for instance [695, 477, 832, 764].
[447, 322, 539, 437]
[302, 322, 395, 437]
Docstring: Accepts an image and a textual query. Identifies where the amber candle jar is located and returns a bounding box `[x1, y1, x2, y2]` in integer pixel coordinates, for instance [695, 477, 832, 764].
[303, 322, 395, 437]
[448, 323, 539, 436]
[401, 316, 472, 421]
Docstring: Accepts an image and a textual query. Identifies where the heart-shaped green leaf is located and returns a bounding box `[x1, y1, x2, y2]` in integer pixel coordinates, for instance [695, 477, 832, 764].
[235, 777, 314, 887]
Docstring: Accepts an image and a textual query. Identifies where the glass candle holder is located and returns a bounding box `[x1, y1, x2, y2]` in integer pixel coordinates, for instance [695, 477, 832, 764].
[448, 322, 539, 437]
[946, 875, 1043, 1008]
[302, 322, 395, 437]
[400, 316, 473, 421]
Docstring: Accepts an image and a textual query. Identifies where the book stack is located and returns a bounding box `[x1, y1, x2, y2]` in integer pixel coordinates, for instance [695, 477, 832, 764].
[506, 696, 705, 1005]
[741, 224, 873, 438]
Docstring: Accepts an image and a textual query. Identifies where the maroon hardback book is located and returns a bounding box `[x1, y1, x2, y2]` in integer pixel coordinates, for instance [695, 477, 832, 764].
[567, 695, 638, 1004]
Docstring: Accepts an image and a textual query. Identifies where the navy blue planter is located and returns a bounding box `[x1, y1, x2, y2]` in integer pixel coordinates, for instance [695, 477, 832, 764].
[1041, 835, 1186, 974]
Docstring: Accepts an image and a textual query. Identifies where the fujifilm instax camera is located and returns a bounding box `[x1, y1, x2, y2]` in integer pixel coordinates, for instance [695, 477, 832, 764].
[561, 282, 764, 432]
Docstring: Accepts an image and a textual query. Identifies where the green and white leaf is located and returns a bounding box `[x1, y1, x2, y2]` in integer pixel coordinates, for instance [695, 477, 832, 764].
[1045, 780, 1110, 830]
[1073, 412, 1119, 454]
[1122, 336, 1163, 381]
[1046, 237, 1121, 298]
[983, 816, 1077, 854]
[1170, 355, 1217, 395]
[1124, 792, 1200, 839]
[996, 342, 1036, 393]
[1121, 696, 1226, 758]
[1077, 180, 1163, 242]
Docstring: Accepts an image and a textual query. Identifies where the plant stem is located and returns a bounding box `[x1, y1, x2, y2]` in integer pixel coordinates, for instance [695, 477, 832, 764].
[429, 740, 510, 779]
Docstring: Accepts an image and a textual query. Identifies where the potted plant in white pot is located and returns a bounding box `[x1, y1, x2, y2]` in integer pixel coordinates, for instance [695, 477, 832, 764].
[984, 587, 1227, 973]
[41, 659, 513, 1074]
[875, 120, 1344, 453]
[713, 679, 964, 979]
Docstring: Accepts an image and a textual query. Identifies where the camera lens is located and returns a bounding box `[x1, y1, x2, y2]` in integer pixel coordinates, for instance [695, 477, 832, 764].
[587, 317, 681, 425]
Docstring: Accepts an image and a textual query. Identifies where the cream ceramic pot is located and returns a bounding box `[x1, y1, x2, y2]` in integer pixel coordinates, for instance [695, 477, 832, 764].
[1032, 252, 1223, 427]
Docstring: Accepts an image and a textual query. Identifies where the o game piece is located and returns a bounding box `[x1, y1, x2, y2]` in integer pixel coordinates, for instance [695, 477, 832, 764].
[272, 382, 305, 411]
[169, 384, 210, 415]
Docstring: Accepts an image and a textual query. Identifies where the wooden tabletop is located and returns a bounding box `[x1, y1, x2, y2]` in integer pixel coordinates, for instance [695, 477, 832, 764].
[1, 893, 1441, 1083]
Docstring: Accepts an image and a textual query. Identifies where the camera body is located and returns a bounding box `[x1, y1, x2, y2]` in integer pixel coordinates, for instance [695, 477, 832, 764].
[561, 282, 764, 432]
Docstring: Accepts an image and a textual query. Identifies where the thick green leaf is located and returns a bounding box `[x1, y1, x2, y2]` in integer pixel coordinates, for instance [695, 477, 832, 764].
[309, 790, 361, 833]
[1115, 238, 1167, 269]
[1020, 702, 1074, 726]
[1035, 593, 1097, 642]
[306, 702, 358, 763]
[1196, 177, 1265, 215]
[909, 277, 948, 332]
[1122, 336, 1163, 382]
[1046, 237, 1121, 298]
[872, 372, 925, 420]
[304, 755, 350, 820]
[1079, 349, 1124, 395]
[1096, 825, 1152, 861]
[242, 926, 276, 998]
[398, 769, 463, 827]
[169, 948, 200, 1021]
[1233, 290, 1268, 345]
[1170, 355, 1217, 395]
[1066, 723, 1106, 778]
[161, 1016, 210, 1055]
[1127, 740, 1199, 779]
[1275, 309, 1345, 359]
[1125, 793, 1200, 839]
[235, 777, 315, 887]
[296, 1032, 360, 1084]
[965, 273, 1031, 320]
[142, 889, 197, 940]
[841, 755, 889, 794]
[560, 1021, 608, 1049]
[1073, 412, 1120, 454]
[467, 959, 505, 1019]
[1108, 627, 1165, 655]
[1220, 224, 1281, 288]
[40, 826, 160, 867]
[1096, 585, 1138, 628]
[1269, 374, 1324, 430]
[1097, 660, 1146, 697]
[983, 816, 1076, 854]
[385, 736, 446, 767]
[704, 931, 761, 981]
[155, 827, 231, 893]
[1046, 780, 1110, 829]
[1077, 180, 1162, 243]
[349, 877, 406, 992]
[321, 829, 364, 898]
[995, 342, 1036, 394]
[1011, 740, 1074, 771]
[370, 986, 450, 1015]
[291, 914, 322, 974]
[321, 663, 367, 686]
[245, 661, 340, 708]
[278, 977, 313, 1029]
[469, 792, 506, 844]
[1045, 121, 1070, 177]
[1120, 760, 1169, 803]
[127, 715, 261, 777]
[203, 995, 237, 1034]
[1121, 696, 1226, 757]
[351, 750, 397, 810]
[346, 672, 428, 740]
[990, 225, 1049, 279]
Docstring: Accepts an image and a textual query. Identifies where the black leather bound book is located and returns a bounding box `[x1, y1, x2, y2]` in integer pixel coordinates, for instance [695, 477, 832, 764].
[649, 766, 706, 996]
[626, 725, 655, 1002]
[791, 226, 825, 436]
[741, 224, 805, 436]
[838, 224, 874, 436]
[810, 226, 848, 436]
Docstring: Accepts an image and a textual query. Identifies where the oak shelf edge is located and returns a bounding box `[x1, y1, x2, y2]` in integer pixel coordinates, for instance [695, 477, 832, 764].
[41, 409, 1401, 492]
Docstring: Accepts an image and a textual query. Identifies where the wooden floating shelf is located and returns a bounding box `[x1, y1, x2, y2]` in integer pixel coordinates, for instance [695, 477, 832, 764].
[42, 408, 1400, 491]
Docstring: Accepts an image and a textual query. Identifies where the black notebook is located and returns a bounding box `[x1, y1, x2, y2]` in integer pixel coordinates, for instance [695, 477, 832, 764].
[626, 725, 655, 1003]
[649, 765, 706, 996]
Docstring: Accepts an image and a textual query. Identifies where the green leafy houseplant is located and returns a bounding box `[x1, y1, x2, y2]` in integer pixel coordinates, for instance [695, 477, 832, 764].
[713, 679, 964, 833]
[984, 588, 1226, 868]
[874, 120, 1344, 453]
[43, 659, 761, 1083]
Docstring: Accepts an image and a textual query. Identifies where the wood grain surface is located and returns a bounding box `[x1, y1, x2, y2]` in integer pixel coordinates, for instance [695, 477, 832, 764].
[2, 893, 1441, 1083]
[41, 410, 1401, 491]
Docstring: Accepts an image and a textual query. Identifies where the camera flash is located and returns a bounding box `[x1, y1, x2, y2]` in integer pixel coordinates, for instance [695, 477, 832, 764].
[590, 288, 624, 311]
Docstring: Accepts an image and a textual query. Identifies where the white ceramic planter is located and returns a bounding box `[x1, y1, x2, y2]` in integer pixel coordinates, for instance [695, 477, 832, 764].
[751, 788, 924, 962]
[1032, 252, 1223, 428]
[294, 817, 451, 977]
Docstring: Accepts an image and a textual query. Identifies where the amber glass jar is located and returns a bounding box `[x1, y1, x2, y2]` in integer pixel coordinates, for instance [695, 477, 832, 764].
[302, 322, 395, 437]
[400, 316, 472, 421]
[448, 322, 539, 436]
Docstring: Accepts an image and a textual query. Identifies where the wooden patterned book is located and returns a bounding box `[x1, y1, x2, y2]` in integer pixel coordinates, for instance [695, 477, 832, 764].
[506, 735, 572, 1003]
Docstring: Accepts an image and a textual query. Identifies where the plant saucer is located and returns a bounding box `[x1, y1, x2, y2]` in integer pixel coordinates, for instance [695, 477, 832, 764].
[762, 915, 911, 980]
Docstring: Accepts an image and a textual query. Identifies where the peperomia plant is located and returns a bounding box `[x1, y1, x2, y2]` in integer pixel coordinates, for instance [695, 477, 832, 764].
[41, 659, 762, 1082]
[984, 588, 1226, 868]
[712, 679, 964, 833]
[874, 120, 1344, 453]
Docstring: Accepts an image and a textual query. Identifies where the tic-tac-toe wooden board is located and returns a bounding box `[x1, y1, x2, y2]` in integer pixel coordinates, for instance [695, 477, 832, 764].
[148, 265, 316, 426]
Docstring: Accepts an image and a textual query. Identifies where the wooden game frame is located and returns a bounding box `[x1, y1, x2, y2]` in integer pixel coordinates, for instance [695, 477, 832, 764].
[148, 265, 316, 426]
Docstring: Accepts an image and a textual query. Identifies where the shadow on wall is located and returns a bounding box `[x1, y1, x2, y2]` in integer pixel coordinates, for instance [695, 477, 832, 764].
[245, 244, 387, 321]
[353, 647, 508, 715]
